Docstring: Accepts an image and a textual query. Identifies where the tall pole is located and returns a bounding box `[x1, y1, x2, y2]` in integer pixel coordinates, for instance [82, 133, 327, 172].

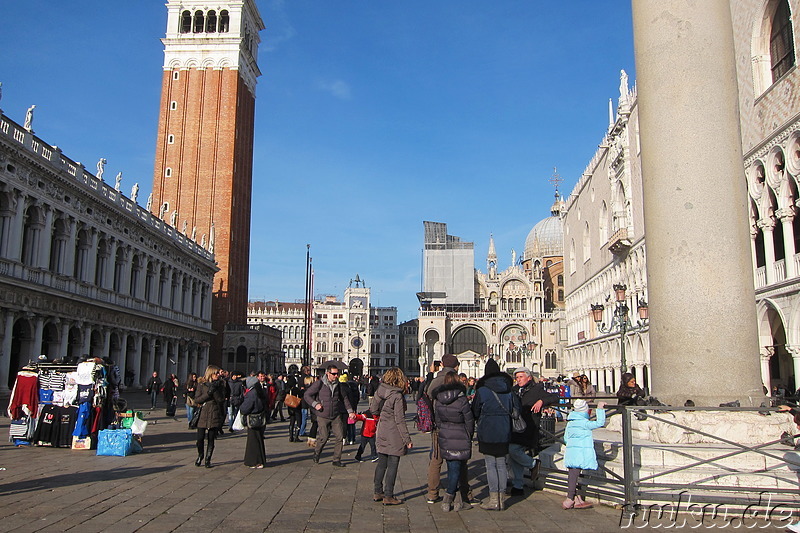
[303, 245, 311, 368]
[632, 0, 764, 406]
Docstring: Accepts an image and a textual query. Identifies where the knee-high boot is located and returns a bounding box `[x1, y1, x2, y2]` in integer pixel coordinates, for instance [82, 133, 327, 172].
[195, 440, 204, 467]
[205, 441, 214, 468]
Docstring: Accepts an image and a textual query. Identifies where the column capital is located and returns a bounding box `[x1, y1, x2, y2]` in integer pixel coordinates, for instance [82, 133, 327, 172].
[777, 207, 796, 221]
[757, 217, 776, 231]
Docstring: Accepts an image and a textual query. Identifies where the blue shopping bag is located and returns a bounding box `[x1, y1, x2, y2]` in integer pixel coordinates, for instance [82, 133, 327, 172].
[96, 429, 133, 457]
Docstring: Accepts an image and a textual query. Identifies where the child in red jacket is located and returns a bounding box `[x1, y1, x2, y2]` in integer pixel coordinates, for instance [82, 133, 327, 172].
[354, 409, 379, 462]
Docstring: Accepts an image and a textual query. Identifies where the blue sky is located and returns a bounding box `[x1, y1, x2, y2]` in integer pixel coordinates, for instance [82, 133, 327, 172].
[0, 1, 634, 322]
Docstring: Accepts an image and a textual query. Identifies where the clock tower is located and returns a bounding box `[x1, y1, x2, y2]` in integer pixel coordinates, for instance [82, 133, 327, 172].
[151, 2, 264, 363]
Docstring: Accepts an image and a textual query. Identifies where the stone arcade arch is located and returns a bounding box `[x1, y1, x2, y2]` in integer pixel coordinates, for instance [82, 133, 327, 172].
[757, 300, 794, 392]
[451, 325, 487, 358]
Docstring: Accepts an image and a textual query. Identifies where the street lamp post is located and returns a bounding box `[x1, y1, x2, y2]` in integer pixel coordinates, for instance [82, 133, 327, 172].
[591, 284, 648, 377]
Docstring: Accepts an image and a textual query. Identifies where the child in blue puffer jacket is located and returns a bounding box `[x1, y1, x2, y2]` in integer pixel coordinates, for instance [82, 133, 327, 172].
[563, 399, 606, 510]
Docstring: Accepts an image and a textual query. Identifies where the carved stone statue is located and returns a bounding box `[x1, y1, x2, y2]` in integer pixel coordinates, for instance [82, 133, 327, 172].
[146, 193, 153, 211]
[511, 249, 517, 266]
[131, 182, 139, 202]
[181, 220, 187, 234]
[114, 172, 122, 191]
[24, 105, 35, 131]
[619, 69, 629, 102]
[159, 203, 166, 218]
[201, 234, 207, 247]
[209, 222, 215, 253]
[191, 226, 197, 240]
[170, 210, 178, 226]
[96, 158, 107, 180]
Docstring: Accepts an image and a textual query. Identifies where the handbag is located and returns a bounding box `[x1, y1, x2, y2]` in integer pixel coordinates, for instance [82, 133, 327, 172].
[489, 389, 527, 433]
[189, 404, 202, 429]
[246, 411, 265, 429]
[284, 393, 301, 409]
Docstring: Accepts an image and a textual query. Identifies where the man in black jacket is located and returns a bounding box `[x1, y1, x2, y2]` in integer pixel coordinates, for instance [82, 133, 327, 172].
[146, 371, 162, 409]
[303, 364, 355, 466]
[508, 366, 559, 496]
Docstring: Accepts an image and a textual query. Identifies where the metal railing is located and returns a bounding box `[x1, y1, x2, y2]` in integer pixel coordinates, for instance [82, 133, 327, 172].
[537, 403, 800, 518]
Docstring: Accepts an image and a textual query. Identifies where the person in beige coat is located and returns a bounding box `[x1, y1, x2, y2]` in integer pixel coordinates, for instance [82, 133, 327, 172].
[371, 367, 412, 505]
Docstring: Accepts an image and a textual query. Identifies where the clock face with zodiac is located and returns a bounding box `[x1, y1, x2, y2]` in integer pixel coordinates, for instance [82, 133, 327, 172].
[351, 337, 363, 349]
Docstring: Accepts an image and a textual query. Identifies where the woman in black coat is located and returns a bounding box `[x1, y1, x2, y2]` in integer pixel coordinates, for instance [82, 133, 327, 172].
[239, 376, 268, 468]
[472, 358, 514, 510]
[434, 372, 474, 512]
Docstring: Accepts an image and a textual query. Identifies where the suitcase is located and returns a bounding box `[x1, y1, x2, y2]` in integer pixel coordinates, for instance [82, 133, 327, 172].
[166, 398, 177, 417]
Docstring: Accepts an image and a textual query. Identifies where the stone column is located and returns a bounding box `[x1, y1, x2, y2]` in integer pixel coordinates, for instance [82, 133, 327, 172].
[105, 239, 118, 290]
[118, 332, 129, 380]
[32, 316, 44, 357]
[103, 328, 111, 359]
[129, 334, 143, 387]
[64, 218, 77, 276]
[0, 311, 15, 394]
[7, 192, 26, 262]
[758, 219, 777, 284]
[632, 0, 764, 405]
[86, 230, 99, 285]
[38, 205, 53, 269]
[159, 339, 168, 378]
[81, 324, 92, 357]
[58, 321, 70, 360]
[778, 208, 797, 278]
[788, 346, 800, 394]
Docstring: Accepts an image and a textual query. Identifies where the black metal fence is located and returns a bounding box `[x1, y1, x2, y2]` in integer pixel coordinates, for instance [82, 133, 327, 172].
[537, 403, 800, 518]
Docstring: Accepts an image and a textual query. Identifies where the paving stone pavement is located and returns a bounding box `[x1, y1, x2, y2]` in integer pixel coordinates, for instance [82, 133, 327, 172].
[0, 392, 685, 532]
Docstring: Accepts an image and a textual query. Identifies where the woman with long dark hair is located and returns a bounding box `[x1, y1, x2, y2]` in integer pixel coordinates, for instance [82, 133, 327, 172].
[193, 365, 225, 468]
[183, 372, 198, 423]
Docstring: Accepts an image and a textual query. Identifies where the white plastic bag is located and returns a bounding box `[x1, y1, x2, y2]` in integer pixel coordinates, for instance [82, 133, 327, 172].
[231, 411, 245, 431]
[131, 416, 148, 435]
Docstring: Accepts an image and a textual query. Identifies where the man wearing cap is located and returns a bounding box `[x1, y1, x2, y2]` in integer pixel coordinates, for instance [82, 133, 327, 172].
[423, 354, 472, 506]
[508, 366, 559, 496]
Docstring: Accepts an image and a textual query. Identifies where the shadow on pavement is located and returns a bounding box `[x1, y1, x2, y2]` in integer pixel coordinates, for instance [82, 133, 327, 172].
[0, 465, 182, 496]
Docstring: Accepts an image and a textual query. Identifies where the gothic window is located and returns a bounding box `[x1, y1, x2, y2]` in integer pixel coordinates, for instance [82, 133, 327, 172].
[599, 201, 609, 244]
[771, 0, 795, 82]
[206, 10, 217, 33]
[558, 289, 564, 301]
[583, 222, 591, 262]
[180, 11, 192, 33]
[558, 275, 564, 286]
[219, 10, 230, 33]
[193, 10, 204, 33]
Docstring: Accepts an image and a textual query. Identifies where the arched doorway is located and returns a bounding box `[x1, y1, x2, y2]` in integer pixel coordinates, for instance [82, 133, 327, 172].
[763, 305, 793, 393]
[42, 322, 59, 358]
[90, 330, 103, 359]
[451, 326, 487, 357]
[349, 357, 364, 377]
[68, 327, 82, 362]
[423, 330, 439, 363]
[10, 318, 33, 389]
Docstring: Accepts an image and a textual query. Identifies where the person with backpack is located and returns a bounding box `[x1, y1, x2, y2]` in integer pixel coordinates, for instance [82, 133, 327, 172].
[271, 374, 287, 422]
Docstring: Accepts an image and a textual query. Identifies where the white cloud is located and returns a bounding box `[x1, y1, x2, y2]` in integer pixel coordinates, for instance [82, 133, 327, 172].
[317, 79, 352, 100]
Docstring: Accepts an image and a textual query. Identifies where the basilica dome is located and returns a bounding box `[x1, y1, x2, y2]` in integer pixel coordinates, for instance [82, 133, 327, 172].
[524, 194, 564, 260]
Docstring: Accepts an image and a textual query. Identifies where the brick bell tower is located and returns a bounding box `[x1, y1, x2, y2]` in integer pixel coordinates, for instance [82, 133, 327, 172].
[151, 1, 263, 364]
